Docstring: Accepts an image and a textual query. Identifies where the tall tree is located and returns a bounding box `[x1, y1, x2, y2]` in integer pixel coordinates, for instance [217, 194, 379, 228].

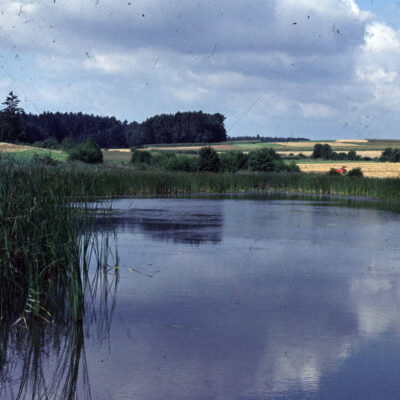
[0, 91, 26, 143]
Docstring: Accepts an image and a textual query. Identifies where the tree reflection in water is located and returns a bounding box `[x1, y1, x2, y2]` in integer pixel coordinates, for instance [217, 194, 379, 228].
[0, 234, 119, 400]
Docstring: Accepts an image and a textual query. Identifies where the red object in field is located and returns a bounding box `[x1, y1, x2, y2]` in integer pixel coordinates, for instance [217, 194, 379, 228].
[336, 166, 347, 175]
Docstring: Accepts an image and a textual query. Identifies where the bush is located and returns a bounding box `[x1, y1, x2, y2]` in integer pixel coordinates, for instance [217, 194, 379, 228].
[199, 147, 220, 172]
[248, 148, 285, 172]
[380, 148, 400, 162]
[328, 168, 341, 176]
[219, 152, 238, 173]
[33, 137, 60, 149]
[348, 167, 363, 177]
[68, 139, 103, 163]
[286, 161, 300, 172]
[131, 150, 152, 165]
[312, 144, 332, 159]
[165, 155, 199, 172]
[61, 136, 77, 150]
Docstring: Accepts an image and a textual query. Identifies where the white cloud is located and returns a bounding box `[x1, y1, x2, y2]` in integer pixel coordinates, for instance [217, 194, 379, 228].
[299, 102, 336, 118]
[1, 0, 400, 138]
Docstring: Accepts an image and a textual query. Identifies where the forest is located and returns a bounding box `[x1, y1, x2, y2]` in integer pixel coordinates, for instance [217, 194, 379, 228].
[21, 110, 227, 148]
[0, 93, 312, 148]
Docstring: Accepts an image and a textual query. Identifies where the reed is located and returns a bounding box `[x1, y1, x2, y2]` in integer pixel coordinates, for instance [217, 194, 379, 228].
[55, 163, 400, 202]
[0, 157, 118, 325]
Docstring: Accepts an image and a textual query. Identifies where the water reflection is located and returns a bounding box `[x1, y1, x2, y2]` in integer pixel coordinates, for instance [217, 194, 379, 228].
[0, 236, 119, 400]
[87, 198, 400, 399]
[4, 197, 400, 399]
[96, 199, 224, 244]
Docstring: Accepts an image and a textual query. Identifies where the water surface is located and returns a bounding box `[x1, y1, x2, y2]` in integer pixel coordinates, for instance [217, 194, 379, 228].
[4, 197, 400, 399]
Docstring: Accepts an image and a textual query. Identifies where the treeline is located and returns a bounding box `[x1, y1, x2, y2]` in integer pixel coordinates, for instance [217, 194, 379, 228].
[312, 144, 367, 161]
[311, 143, 400, 162]
[131, 147, 300, 174]
[20, 111, 226, 148]
[227, 135, 309, 142]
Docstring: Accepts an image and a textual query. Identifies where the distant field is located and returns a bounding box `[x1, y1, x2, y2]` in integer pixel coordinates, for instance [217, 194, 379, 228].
[140, 139, 400, 153]
[102, 150, 132, 162]
[299, 162, 400, 178]
[0, 142, 68, 161]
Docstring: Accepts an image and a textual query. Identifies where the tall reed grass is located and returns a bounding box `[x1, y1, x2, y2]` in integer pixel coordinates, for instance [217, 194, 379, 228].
[0, 157, 118, 325]
[57, 163, 400, 201]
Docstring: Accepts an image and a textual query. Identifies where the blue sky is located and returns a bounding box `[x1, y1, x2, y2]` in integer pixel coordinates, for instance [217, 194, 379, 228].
[1, 0, 400, 139]
[358, 0, 400, 26]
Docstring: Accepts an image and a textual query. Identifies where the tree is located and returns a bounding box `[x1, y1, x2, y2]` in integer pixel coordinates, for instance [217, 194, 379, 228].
[248, 148, 285, 172]
[68, 139, 103, 163]
[312, 143, 332, 159]
[199, 146, 220, 172]
[0, 91, 26, 142]
[380, 148, 400, 162]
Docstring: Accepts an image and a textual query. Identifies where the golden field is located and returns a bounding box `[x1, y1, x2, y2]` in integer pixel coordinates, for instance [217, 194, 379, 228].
[300, 162, 400, 178]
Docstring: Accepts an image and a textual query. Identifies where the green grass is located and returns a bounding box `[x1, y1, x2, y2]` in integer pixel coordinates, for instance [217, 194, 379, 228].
[5, 148, 69, 161]
[233, 142, 284, 151]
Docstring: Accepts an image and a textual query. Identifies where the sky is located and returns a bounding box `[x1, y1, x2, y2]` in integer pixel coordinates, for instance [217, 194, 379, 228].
[1, 0, 400, 139]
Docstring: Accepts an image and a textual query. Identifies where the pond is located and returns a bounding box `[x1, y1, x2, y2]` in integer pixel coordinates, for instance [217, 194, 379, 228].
[3, 196, 400, 399]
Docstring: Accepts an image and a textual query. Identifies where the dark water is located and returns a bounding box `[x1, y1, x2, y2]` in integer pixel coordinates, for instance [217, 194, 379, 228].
[4, 197, 400, 399]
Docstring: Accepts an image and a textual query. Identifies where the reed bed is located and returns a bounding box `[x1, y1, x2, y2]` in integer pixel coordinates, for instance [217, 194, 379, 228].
[57, 164, 400, 202]
[0, 157, 118, 325]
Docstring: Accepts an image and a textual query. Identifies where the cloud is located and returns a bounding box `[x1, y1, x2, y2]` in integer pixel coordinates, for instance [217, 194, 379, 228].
[1, 0, 400, 138]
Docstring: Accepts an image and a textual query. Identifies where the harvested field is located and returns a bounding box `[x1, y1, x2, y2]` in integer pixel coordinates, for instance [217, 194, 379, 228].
[300, 162, 400, 178]
[336, 139, 369, 143]
[277, 141, 360, 148]
[108, 148, 131, 152]
[103, 150, 132, 162]
[144, 144, 238, 151]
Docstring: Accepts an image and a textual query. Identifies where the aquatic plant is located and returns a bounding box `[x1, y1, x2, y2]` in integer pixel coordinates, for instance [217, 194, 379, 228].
[0, 157, 117, 325]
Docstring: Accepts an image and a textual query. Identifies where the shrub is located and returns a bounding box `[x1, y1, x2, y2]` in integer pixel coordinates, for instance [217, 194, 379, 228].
[165, 155, 199, 172]
[347, 150, 361, 161]
[286, 161, 300, 172]
[219, 152, 238, 173]
[68, 139, 103, 163]
[248, 148, 285, 172]
[235, 152, 249, 170]
[131, 150, 152, 165]
[199, 146, 220, 172]
[61, 136, 77, 150]
[380, 148, 400, 162]
[328, 168, 341, 176]
[33, 137, 60, 149]
[348, 167, 364, 177]
[312, 143, 332, 159]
